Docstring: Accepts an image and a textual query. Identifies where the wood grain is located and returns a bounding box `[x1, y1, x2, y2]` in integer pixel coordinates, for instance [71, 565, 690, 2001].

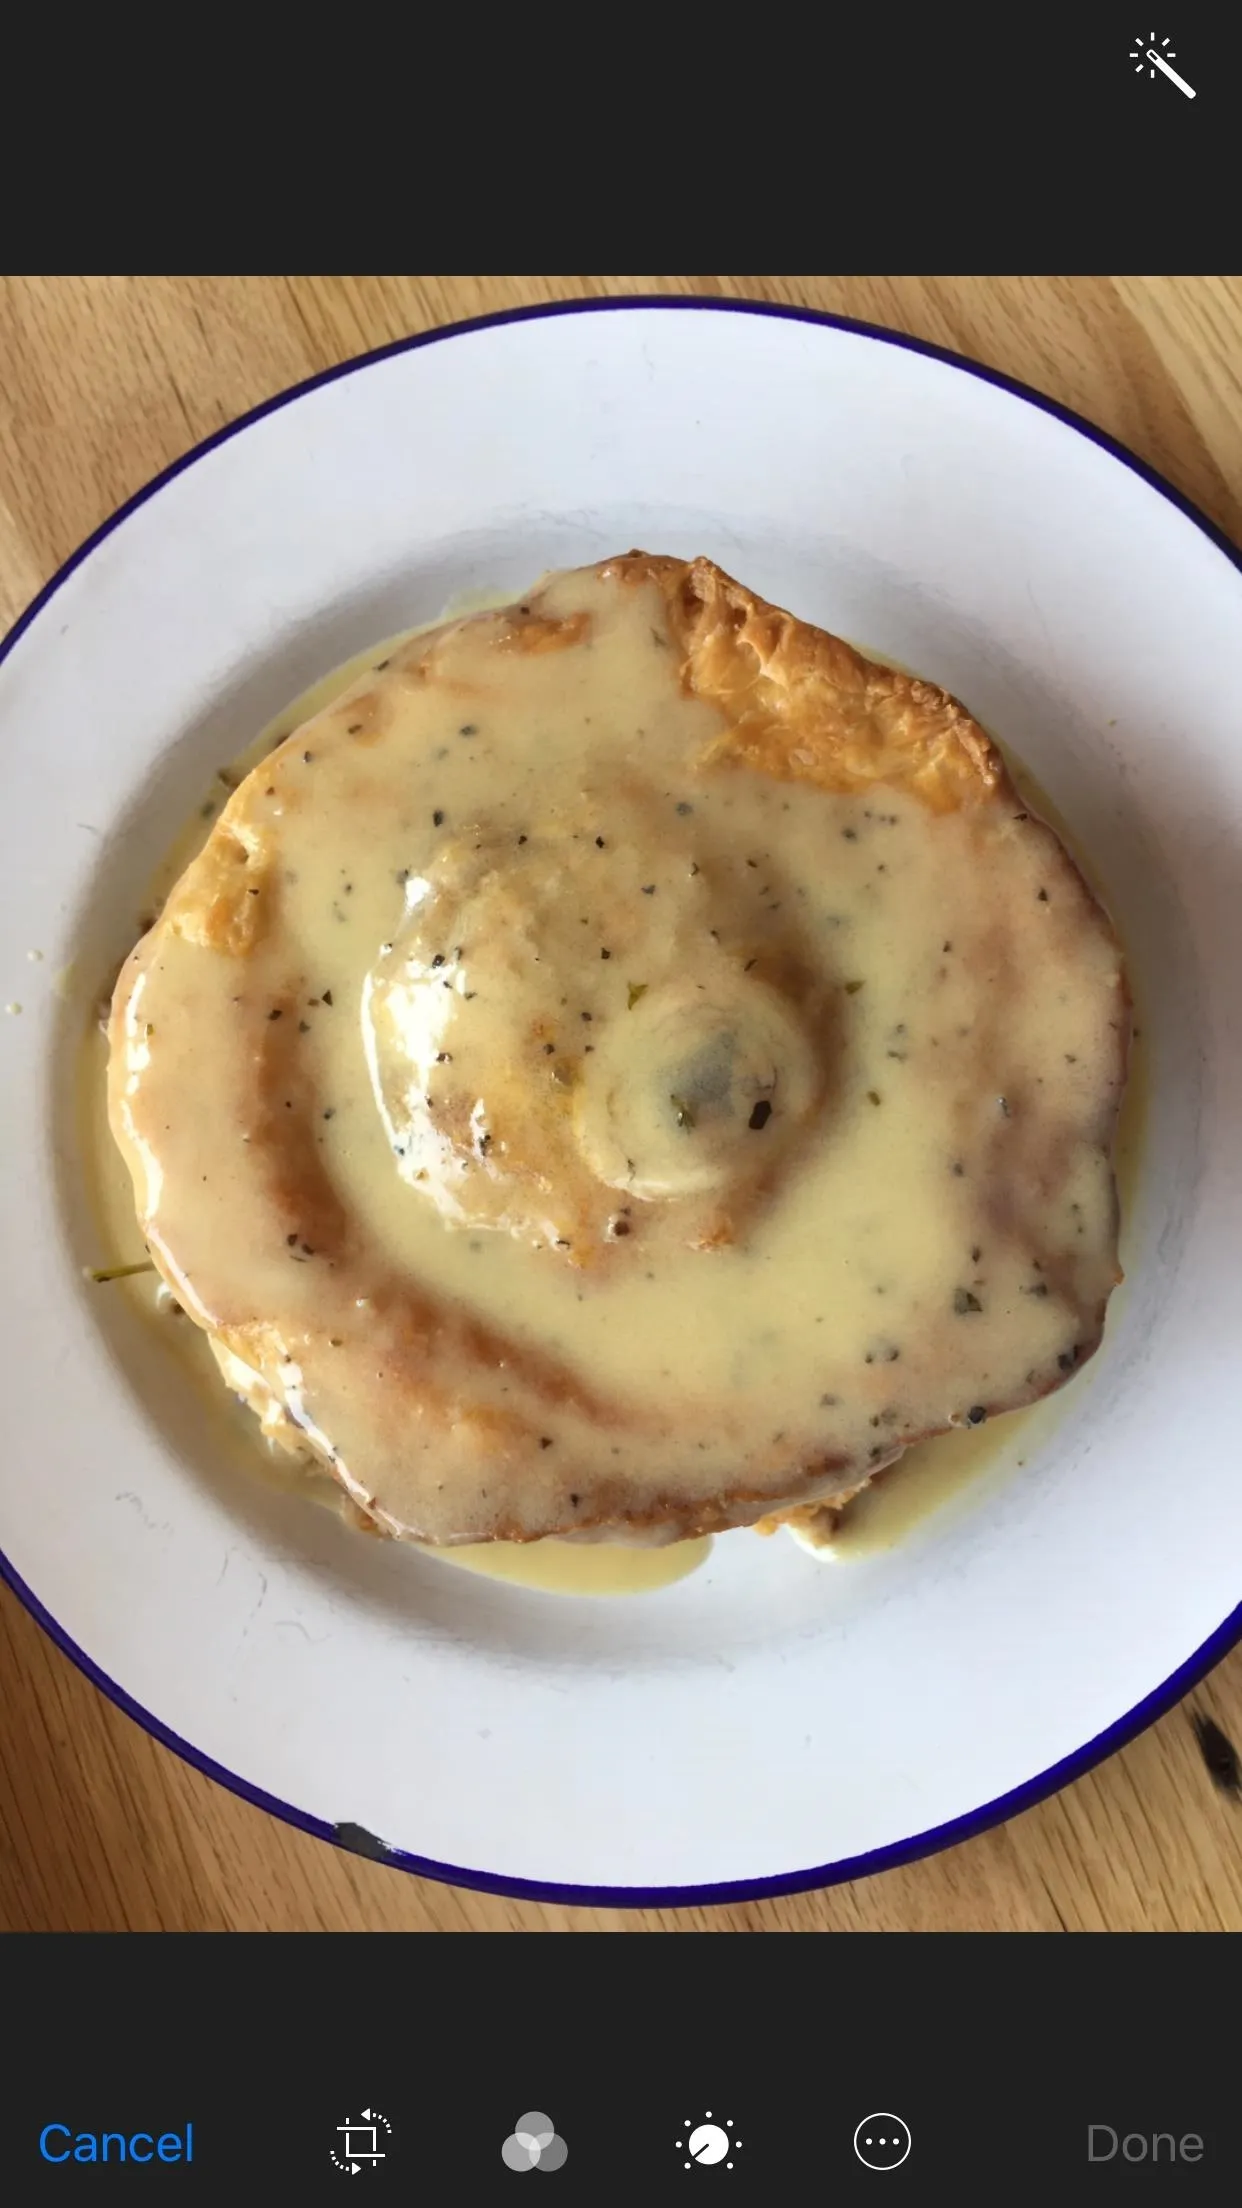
[2, 275, 1240, 1934]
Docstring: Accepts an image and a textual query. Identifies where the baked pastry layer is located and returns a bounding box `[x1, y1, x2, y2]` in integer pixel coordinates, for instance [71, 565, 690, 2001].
[108, 556, 1128, 1544]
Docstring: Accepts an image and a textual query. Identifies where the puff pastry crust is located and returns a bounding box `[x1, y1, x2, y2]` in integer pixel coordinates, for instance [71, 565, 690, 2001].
[108, 556, 1128, 1546]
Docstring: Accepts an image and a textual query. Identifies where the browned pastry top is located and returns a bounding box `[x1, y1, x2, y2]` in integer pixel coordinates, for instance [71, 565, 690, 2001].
[108, 556, 1128, 1544]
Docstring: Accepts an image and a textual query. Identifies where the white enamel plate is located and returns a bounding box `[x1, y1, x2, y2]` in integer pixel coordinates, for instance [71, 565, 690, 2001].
[2, 302, 1239, 1901]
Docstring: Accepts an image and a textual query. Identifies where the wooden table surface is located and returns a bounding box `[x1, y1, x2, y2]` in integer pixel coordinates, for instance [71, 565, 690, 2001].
[2, 275, 1241, 1934]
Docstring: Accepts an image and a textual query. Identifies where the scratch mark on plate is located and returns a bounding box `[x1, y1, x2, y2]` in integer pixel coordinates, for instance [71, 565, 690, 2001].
[334, 1820, 393, 1862]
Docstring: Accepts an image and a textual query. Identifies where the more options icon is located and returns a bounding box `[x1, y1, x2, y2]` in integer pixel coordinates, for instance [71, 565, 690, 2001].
[853, 2114, 911, 2171]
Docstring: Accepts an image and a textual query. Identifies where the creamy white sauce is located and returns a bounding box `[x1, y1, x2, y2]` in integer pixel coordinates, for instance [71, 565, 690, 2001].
[417, 1533, 713, 1596]
[95, 564, 1130, 1582]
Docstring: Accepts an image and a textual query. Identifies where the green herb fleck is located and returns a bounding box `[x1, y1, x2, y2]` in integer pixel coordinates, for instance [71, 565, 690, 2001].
[627, 982, 648, 1010]
[954, 1288, 983, 1315]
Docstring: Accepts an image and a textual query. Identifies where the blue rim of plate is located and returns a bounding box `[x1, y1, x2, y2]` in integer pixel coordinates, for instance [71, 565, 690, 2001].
[2, 294, 1240, 1908]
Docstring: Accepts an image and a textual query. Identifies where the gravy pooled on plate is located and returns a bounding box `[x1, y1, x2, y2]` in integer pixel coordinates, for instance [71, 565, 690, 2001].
[107, 556, 1129, 1548]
